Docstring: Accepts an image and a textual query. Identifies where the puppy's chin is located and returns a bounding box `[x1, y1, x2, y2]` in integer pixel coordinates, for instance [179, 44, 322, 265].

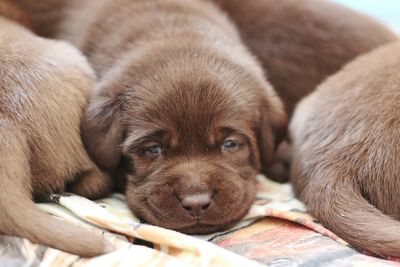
[177, 221, 239, 235]
[126, 177, 257, 234]
[137, 200, 253, 235]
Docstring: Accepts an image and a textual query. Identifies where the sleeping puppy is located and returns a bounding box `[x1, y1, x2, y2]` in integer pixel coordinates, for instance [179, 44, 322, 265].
[52, 0, 286, 233]
[11, 1, 397, 182]
[0, 12, 112, 256]
[290, 40, 400, 258]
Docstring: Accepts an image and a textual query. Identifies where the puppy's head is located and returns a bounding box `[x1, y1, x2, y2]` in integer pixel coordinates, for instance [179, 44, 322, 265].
[82, 50, 286, 233]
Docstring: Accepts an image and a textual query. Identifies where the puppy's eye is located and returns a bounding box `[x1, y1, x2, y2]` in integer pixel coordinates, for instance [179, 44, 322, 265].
[144, 145, 162, 157]
[221, 139, 239, 152]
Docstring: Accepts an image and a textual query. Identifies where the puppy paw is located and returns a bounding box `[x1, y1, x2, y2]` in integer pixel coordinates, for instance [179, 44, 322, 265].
[68, 168, 112, 199]
[264, 140, 292, 183]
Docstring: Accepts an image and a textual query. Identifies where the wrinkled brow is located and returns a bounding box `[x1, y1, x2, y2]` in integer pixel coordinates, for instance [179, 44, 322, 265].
[218, 127, 252, 143]
[122, 129, 166, 153]
[218, 123, 254, 138]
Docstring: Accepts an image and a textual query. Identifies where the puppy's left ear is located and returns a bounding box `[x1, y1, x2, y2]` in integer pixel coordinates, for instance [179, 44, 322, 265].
[257, 91, 288, 172]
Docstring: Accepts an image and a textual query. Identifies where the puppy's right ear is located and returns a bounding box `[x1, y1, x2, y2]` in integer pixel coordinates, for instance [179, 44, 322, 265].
[81, 82, 125, 171]
[257, 90, 288, 170]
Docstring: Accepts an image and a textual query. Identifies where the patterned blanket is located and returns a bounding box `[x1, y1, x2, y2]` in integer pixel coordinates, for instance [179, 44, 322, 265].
[1, 175, 399, 267]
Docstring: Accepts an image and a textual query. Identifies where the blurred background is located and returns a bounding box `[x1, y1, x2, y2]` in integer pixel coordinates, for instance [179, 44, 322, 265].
[333, 0, 400, 34]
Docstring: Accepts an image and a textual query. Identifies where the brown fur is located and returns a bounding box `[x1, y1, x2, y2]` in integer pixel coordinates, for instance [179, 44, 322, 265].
[0, 14, 113, 256]
[51, 0, 286, 233]
[10, 0, 397, 184]
[210, 0, 398, 182]
[14, 0, 397, 114]
[7, 0, 398, 237]
[290, 40, 400, 258]
[6, 0, 67, 37]
[212, 0, 397, 116]
[0, 1, 31, 28]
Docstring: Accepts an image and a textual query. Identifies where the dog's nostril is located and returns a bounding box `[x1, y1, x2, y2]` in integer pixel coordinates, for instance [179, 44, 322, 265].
[180, 193, 212, 217]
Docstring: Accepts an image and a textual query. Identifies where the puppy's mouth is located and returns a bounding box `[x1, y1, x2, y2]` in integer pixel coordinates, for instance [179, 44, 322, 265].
[126, 168, 258, 234]
[147, 208, 246, 234]
[140, 192, 253, 234]
[177, 221, 239, 234]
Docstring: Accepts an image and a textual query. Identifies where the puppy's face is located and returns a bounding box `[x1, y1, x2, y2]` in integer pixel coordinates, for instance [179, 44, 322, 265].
[83, 55, 286, 233]
[123, 104, 259, 233]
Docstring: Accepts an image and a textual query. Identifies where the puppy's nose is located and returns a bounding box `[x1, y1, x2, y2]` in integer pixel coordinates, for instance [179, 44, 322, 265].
[180, 193, 212, 217]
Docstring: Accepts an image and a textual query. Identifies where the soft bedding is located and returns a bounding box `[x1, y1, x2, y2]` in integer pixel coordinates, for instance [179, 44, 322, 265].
[1, 176, 399, 267]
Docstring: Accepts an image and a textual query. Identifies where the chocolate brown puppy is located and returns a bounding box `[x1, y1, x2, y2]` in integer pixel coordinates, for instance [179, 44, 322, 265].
[12, 0, 396, 233]
[0, 14, 112, 256]
[11, 0, 397, 185]
[212, 0, 397, 116]
[290, 40, 400, 258]
[51, 0, 286, 233]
